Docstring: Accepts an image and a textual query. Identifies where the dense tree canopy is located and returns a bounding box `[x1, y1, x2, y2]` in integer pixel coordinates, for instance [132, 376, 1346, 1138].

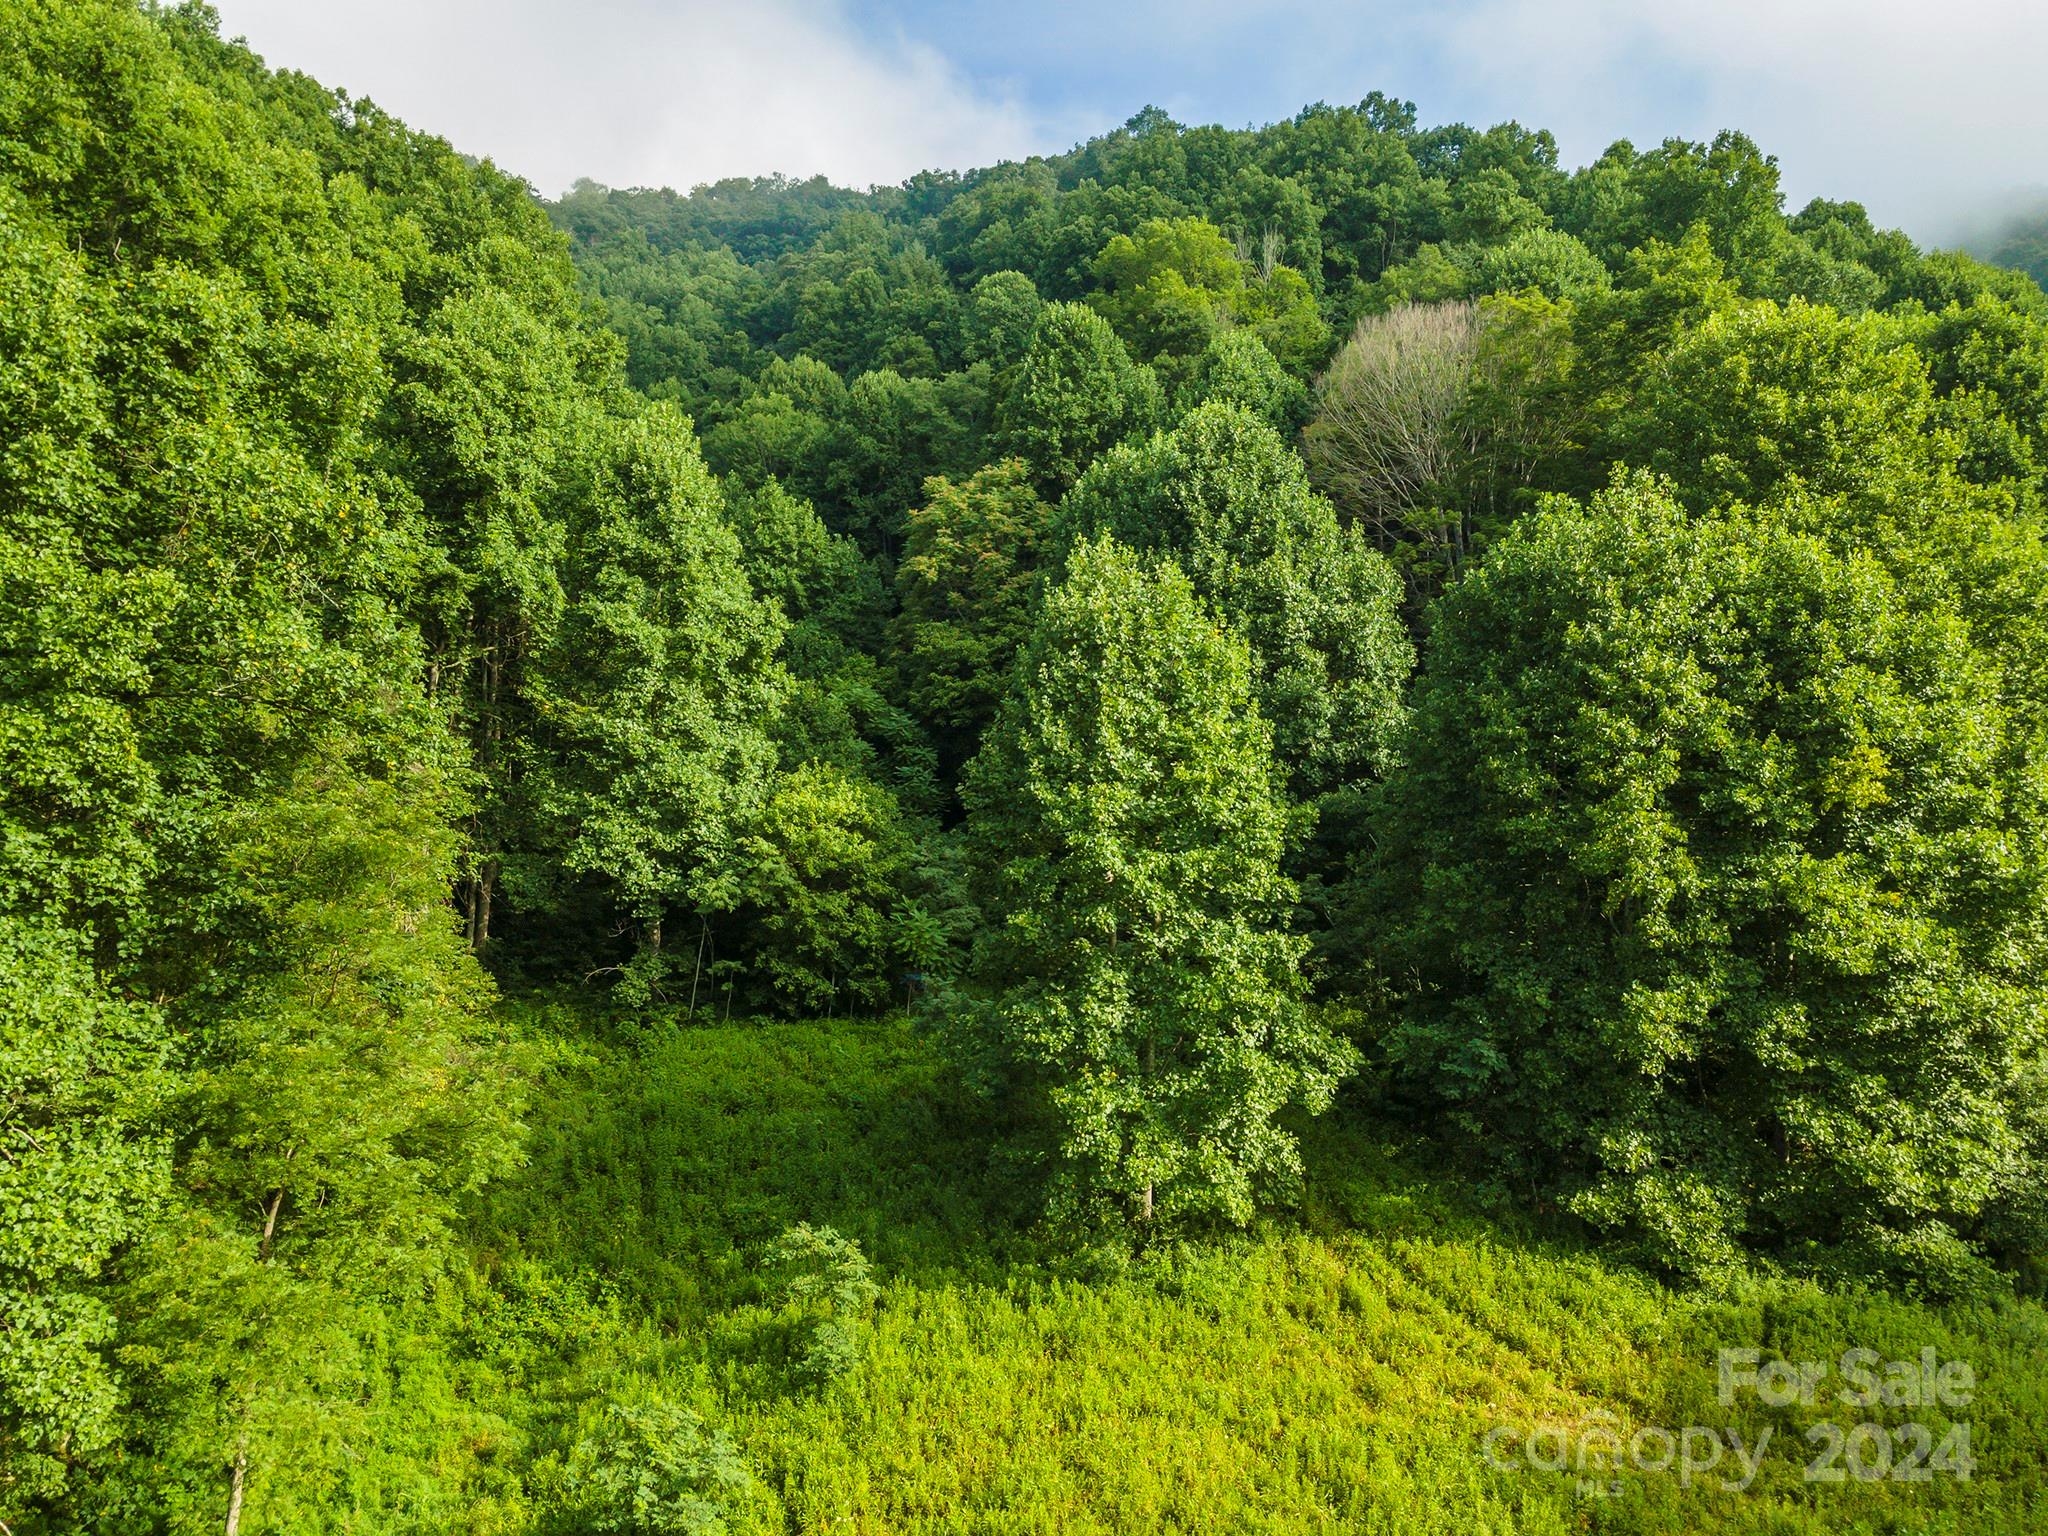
[7, 1, 2048, 1526]
[1360, 477, 2048, 1286]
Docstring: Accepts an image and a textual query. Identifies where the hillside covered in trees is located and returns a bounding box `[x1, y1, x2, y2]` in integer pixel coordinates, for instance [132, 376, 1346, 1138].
[4, 2, 2048, 1531]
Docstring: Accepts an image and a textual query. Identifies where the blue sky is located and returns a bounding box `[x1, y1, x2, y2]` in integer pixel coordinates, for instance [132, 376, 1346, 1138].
[835, 1, 1706, 143]
[210, 0, 2044, 242]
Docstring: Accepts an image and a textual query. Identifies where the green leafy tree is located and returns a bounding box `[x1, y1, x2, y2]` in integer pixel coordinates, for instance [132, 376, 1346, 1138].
[0, 8, 554, 1523]
[892, 460, 1051, 771]
[1559, 132, 1786, 278]
[996, 302, 1163, 494]
[1916, 294, 2048, 500]
[963, 269, 1043, 367]
[1091, 217, 1328, 384]
[523, 405, 786, 991]
[821, 365, 992, 557]
[1091, 217, 1245, 376]
[389, 281, 582, 955]
[0, 922, 168, 1511]
[1465, 226, 1611, 301]
[1063, 403, 1412, 798]
[960, 540, 1356, 1234]
[730, 764, 916, 1016]
[1592, 296, 1939, 514]
[701, 356, 843, 499]
[1567, 228, 1740, 419]
[1363, 475, 2048, 1287]
[1233, 260, 1330, 373]
[109, 762, 520, 1531]
[1180, 329, 1308, 433]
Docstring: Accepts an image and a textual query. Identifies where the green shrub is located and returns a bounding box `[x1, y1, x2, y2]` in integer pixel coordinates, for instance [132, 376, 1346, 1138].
[763, 1223, 880, 1387]
[565, 1399, 753, 1536]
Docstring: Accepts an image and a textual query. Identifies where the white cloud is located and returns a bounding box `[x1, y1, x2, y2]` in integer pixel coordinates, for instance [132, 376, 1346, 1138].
[1426, 0, 2048, 238]
[209, 0, 1063, 195]
[209, 0, 2048, 241]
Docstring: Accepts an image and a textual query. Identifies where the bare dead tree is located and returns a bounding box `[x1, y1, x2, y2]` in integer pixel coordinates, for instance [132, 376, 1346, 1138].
[1231, 222, 1287, 281]
[1259, 222, 1284, 282]
[1302, 301, 1483, 582]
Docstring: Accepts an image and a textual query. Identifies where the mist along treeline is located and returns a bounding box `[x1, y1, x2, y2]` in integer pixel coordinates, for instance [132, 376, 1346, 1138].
[6, 0, 2048, 1530]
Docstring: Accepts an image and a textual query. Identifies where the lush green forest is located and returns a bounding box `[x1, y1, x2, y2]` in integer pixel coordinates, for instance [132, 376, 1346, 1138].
[5, 1, 2048, 1530]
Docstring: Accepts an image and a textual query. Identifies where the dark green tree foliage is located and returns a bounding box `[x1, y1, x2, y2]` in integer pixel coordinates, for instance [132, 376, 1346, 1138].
[704, 354, 992, 558]
[550, 96, 2042, 469]
[755, 211, 964, 379]
[703, 353, 845, 495]
[729, 763, 919, 1016]
[521, 406, 786, 990]
[1364, 476, 2048, 1286]
[961, 540, 1357, 1233]
[1057, 403, 1412, 798]
[1088, 216, 1327, 388]
[892, 460, 1051, 773]
[0, 923, 167, 1509]
[1180, 328, 1308, 433]
[724, 479, 938, 813]
[963, 269, 1044, 367]
[996, 302, 1164, 494]
[390, 279, 583, 955]
[0, 0, 602, 1521]
[1557, 132, 1786, 280]
[566, 228, 763, 415]
[821, 364, 994, 556]
[1591, 294, 1939, 514]
[1915, 294, 2048, 500]
[1089, 216, 1245, 378]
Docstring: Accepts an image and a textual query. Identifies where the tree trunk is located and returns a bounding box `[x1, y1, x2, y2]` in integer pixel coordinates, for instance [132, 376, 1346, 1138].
[1139, 1033, 1157, 1224]
[258, 1189, 284, 1264]
[474, 859, 494, 955]
[687, 919, 708, 1019]
[224, 1439, 247, 1536]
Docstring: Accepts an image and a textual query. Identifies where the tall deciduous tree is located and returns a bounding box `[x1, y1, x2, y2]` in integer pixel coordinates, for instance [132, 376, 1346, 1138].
[1181, 329, 1308, 434]
[1361, 474, 2048, 1287]
[1057, 403, 1411, 800]
[996, 302, 1163, 495]
[960, 539, 1356, 1234]
[0, 921, 168, 1510]
[892, 460, 1050, 775]
[522, 404, 786, 993]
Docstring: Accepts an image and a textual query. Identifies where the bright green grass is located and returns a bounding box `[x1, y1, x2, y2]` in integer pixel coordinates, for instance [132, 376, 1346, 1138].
[450, 1005, 2048, 1534]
